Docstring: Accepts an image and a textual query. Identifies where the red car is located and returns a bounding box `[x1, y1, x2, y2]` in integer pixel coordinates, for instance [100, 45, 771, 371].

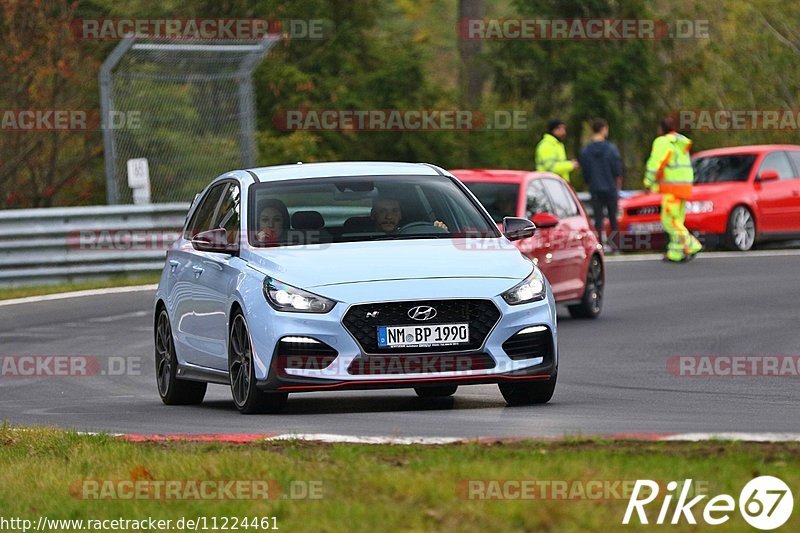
[452, 169, 605, 319]
[618, 145, 800, 251]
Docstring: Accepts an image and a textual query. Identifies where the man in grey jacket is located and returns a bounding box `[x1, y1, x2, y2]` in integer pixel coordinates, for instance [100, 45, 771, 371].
[579, 118, 623, 248]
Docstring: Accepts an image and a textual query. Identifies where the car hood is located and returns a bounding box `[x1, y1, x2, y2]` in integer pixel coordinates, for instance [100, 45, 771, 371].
[243, 238, 532, 289]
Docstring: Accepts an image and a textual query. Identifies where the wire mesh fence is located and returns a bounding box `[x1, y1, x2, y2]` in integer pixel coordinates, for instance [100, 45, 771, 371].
[100, 37, 277, 204]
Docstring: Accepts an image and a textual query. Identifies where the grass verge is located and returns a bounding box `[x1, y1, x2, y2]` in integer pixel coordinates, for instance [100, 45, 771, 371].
[0, 426, 798, 531]
[0, 274, 161, 301]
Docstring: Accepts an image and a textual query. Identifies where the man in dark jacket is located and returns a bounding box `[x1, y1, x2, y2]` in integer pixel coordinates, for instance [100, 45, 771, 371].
[579, 118, 623, 247]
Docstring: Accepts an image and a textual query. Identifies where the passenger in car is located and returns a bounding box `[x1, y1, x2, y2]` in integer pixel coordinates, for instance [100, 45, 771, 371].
[256, 199, 290, 244]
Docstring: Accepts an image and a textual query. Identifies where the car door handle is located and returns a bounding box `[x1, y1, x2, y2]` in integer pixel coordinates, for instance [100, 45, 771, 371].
[168, 260, 180, 273]
[192, 265, 204, 278]
[793, 190, 800, 196]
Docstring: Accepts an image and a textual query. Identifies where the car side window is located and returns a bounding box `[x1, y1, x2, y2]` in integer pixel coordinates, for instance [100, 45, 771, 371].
[184, 183, 226, 239]
[758, 152, 794, 180]
[214, 183, 241, 244]
[526, 180, 554, 217]
[542, 179, 579, 218]
[786, 151, 800, 178]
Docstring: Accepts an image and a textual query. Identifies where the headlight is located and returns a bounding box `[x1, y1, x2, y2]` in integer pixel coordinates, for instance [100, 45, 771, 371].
[263, 277, 335, 313]
[502, 268, 547, 305]
[685, 201, 714, 214]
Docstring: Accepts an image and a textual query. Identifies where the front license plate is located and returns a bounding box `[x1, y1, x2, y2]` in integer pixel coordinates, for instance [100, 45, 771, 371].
[629, 222, 663, 233]
[377, 323, 469, 348]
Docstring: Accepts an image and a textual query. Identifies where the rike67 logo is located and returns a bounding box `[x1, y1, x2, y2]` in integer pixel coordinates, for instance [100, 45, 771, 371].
[623, 476, 793, 529]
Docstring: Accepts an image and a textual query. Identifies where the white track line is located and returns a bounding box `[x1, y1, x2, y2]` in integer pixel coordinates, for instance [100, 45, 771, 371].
[605, 249, 800, 262]
[61, 430, 800, 444]
[264, 433, 464, 445]
[263, 433, 800, 445]
[662, 433, 800, 442]
[0, 284, 157, 307]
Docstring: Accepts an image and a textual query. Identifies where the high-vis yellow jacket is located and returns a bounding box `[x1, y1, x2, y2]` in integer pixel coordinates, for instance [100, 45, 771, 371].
[643, 132, 694, 199]
[535, 133, 575, 182]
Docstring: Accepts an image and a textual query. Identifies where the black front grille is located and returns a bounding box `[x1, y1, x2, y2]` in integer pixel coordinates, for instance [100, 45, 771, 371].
[347, 353, 496, 375]
[502, 326, 554, 361]
[627, 205, 661, 216]
[342, 299, 501, 354]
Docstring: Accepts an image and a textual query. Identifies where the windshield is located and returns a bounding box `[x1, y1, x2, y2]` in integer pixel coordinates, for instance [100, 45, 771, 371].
[248, 175, 500, 247]
[693, 154, 756, 184]
[461, 182, 519, 223]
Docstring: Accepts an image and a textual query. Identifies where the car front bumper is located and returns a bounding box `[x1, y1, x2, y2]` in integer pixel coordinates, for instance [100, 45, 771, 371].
[247, 279, 558, 391]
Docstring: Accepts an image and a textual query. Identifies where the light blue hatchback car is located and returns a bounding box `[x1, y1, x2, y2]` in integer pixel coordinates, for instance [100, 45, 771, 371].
[154, 162, 558, 413]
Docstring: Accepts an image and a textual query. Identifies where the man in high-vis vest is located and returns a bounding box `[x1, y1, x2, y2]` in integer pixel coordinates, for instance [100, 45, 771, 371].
[535, 119, 579, 182]
[644, 117, 703, 263]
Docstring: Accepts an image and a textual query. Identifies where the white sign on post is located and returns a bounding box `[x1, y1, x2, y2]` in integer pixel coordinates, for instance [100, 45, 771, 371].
[126, 158, 151, 204]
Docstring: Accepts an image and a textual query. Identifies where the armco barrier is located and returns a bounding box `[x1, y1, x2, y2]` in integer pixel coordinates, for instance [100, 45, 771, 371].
[0, 203, 189, 287]
[0, 193, 598, 288]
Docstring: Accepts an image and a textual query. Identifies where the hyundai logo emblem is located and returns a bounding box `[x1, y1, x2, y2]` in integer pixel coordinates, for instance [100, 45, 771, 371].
[408, 305, 437, 321]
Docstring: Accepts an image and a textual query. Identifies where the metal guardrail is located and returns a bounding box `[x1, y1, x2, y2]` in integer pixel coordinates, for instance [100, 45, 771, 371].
[0, 193, 602, 288]
[0, 203, 188, 286]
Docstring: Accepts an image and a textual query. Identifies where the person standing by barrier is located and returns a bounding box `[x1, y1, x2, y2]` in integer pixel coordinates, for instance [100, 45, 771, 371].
[535, 119, 579, 183]
[580, 118, 622, 250]
[643, 117, 703, 263]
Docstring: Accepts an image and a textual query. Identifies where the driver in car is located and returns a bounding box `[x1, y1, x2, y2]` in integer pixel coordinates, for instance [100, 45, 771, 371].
[370, 196, 448, 233]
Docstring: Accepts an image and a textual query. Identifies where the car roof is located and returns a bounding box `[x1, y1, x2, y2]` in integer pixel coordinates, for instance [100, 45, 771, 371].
[247, 161, 443, 182]
[450, 169, 559, 183]
[694, 144, 800, 158]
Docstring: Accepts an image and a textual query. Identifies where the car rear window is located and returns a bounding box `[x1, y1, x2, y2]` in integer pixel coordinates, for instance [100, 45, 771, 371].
[693, 154, 757, 183]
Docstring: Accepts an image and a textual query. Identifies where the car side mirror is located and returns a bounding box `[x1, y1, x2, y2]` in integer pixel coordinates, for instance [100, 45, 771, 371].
[191, 228, 238, 255]
[503, 217, 536, 241]
[531, 212, 560, 229]
[758, 169, 779, 181]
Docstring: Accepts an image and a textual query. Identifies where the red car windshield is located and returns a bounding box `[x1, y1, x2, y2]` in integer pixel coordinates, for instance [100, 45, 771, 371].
[462, 182, 519, 223]
[693, 154, 756, 184]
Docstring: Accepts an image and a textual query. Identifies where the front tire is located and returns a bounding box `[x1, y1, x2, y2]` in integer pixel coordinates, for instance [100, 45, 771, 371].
[568, 255, 604, 319]
[229, 312, 287, 414]
[414, 385, 458, 398]
[726, 206, 756, 251]
[499, 374, 557, 406]
[155, 309, 207, 405]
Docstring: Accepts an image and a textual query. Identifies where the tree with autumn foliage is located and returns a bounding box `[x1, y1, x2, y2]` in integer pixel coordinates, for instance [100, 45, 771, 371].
[0, 0, 104, 208]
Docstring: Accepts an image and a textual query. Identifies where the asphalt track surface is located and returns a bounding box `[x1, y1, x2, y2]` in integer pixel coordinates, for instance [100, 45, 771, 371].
[0, 252, 797, 438]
